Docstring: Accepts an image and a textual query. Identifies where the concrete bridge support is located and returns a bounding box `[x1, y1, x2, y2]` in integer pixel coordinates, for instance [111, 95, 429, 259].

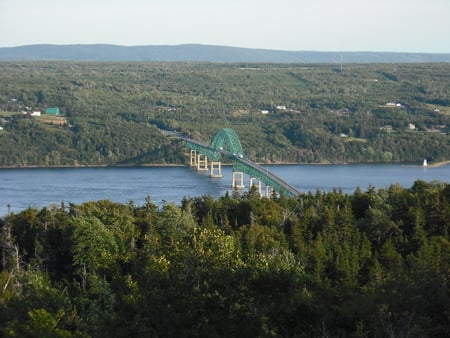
[182, 128, 300, 198]
[249, 177, 262, 196]
[197, 154, 208, 171]
[232, 171, 245, 189]
[265, 185, 273, 198]
[210, 161, 223, 178]
[190, 150, 197, 167]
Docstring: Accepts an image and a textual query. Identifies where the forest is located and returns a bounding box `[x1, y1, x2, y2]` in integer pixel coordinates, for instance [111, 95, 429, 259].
[0, 62, 449, 166]
[0, 181, 449, 336]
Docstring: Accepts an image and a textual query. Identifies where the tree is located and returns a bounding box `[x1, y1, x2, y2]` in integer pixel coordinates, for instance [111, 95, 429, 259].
[71, 216, 118, 287]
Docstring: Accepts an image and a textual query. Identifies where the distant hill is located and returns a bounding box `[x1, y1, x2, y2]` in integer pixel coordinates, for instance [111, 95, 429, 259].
[0, 44, 449, 63]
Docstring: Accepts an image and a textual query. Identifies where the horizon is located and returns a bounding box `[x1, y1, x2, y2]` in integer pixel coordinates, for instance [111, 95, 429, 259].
[1, 0, 450, 54]
[2, 43, 450, 55]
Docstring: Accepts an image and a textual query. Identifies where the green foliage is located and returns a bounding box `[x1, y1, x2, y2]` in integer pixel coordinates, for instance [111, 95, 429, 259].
[1, 62, 449, 166]
[1, 181, 450, 336]
[71, 216, 119, 274]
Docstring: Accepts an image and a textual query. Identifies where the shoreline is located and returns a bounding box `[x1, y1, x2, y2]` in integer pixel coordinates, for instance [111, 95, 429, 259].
[1, 160, 449, 170]
[423, 160, 450, 168]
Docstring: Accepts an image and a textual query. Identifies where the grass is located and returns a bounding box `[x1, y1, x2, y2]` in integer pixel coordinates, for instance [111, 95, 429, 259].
[425, 104, 450, 115]
[0, 111, 68, 127]
[344, 137, 367, 143]
[36, 114, 67, 121]
[437, 107, 450, 116]
[0, 111, 18, 117]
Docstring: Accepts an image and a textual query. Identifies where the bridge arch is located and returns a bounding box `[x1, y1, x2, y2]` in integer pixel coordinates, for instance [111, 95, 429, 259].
[181, 128, 300, 197]
[210, 128, 247, 159]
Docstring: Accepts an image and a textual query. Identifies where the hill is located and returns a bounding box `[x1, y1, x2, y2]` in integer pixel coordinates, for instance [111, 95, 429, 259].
[1, 44, 449, 63]
[0, 62, 449, 167]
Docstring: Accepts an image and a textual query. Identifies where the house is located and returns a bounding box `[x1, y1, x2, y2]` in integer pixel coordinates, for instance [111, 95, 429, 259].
[408, 123, 416, 130]
[31, 111, 41, 116]
[385, 102, 402, 108]
[45, 107, 60, 115]
[380, 125, 393, 132]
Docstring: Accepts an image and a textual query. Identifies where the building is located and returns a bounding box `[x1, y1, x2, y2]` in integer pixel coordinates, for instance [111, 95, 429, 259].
[31, 111, 41, 116]
[380, 125, 393, 132]
[45, 107, 60, 115]
[385, 102, 402, 108]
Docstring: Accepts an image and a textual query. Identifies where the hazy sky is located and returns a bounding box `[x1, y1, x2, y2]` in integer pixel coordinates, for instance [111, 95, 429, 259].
[1, 0, 449, 52]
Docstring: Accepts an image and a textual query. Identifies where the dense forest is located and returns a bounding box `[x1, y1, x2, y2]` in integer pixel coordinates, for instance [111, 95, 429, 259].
[1, 181, 449, 336]
[0, 62, 449, 166]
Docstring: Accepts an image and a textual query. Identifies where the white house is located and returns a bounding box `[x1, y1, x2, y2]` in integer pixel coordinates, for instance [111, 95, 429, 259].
[386, 102, 402, 108]
[31, 111, 41, 116]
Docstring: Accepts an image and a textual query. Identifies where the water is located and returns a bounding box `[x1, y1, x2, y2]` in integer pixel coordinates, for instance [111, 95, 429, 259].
[1, 164, 449, 215]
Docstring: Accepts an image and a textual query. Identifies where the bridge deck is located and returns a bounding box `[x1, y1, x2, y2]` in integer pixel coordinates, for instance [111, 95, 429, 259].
[182, 137, 300, 198]
[235, 157, 300, 198]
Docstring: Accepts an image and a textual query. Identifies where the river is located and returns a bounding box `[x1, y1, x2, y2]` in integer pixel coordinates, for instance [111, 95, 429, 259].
[1, 164, 450, 215]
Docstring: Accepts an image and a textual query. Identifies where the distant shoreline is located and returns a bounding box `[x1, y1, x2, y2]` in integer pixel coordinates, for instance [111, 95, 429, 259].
[424, 160, 450, 168]
[0, 163, 187, 169]
[1, 160, 449, 170]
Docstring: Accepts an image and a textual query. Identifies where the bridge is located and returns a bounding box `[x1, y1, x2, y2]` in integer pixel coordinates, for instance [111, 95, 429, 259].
[181, 128, 300, 198]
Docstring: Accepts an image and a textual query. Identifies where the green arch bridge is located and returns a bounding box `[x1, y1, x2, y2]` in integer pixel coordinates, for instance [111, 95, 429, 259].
[182, 128, 300, 198]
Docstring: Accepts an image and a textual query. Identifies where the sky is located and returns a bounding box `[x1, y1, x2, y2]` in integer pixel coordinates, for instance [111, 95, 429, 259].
[1, 0, 449, 53]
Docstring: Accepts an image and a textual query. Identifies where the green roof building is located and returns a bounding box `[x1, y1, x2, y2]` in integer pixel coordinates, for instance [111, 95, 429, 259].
[45, 107, 60, 115]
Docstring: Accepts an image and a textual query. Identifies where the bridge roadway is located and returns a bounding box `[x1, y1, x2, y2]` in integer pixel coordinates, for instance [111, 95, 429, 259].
[181, 135, 300, 198]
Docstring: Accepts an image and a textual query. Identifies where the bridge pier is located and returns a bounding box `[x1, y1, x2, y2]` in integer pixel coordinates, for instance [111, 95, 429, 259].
[249, 177, 262, 196]
[197, 154, 208, 171]
[210, 161, 223, 178]
[265, 185, 273, 198]
[190, 150, 197, 167]
[232, 171, 245, 189]
[182, 128, 300, 198]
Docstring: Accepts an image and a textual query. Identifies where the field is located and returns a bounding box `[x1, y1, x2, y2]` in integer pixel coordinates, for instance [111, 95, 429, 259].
[36, 114, 68, 125]
[0, 111, 18, 117]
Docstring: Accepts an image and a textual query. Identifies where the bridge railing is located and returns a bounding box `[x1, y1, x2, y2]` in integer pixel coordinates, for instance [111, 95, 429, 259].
[233, 158, 300, 198]
[182, 138, 222, 161]
[180, 132, 300, 198]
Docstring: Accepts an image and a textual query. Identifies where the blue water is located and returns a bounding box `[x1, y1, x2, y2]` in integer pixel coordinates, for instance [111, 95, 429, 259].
[1, 164, 449, 214]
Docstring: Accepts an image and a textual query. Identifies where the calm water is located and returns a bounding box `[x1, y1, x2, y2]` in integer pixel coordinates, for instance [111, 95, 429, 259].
[1, 164, 450, 215]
